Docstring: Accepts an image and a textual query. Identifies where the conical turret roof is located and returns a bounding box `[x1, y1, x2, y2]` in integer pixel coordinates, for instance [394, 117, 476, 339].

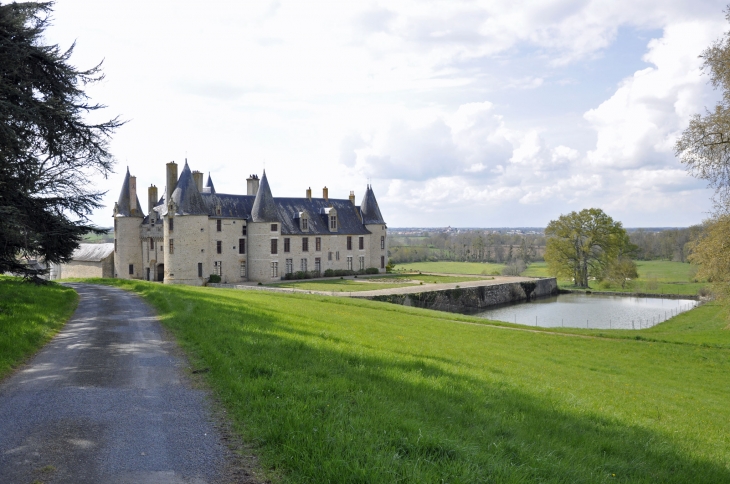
[116, 167, 144, 217]
[360, 185, 385, 224]
[206, 172, 216, 193]
[251, 171, 278, 222]
[170, 161, 207, 215]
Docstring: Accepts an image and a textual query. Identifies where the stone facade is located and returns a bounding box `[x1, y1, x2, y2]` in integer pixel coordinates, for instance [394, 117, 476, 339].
[113, 161, 388, 284]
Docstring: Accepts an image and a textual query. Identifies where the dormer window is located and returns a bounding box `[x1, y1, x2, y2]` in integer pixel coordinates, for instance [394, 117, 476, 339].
[297, 211, 310, 232]
[320, 207, 337, 232]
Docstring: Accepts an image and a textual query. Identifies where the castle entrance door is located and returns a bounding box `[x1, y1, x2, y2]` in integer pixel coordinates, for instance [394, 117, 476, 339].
[157, 264, 164, 282]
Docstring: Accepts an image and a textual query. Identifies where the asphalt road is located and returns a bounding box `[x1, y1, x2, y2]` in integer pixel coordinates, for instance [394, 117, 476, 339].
[0, 283, 233, 483]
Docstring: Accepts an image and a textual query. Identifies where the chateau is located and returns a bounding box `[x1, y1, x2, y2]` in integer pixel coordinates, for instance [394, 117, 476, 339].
[113, 161, 388, 285]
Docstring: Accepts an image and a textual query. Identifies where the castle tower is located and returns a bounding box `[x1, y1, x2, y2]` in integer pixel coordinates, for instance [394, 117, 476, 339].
[113, 167, 145, 279]
[247, 171, 280, 282]
[163, 160, 209, 285]
[360, 185, 388, 272]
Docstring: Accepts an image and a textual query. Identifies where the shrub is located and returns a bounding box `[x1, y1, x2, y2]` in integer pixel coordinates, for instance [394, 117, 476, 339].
[208, 274, 221, 283]
[323, 269, 356, 277]
[502, 260, 527, 276]
[365, 267, 380, 274]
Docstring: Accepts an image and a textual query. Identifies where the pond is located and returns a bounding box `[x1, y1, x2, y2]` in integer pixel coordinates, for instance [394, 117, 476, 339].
[473, 293, 699, 330]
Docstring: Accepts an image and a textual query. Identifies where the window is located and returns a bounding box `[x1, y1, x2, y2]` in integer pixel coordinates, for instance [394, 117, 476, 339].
[315, 237, 321, 251]
[359, 236, 364, 250]
[336, 251, 340, 261]
[217, 219, 222, 232]
[346, 256, 353, 271]
[169, 239, 174, 254]
[302, 218, 308, 230]
[169, 218, 174, 231]
[217, 241, 222, 254]
[359, 256, 365, 270]
[315, 257, 321, 273]
[271, 239, 278, 254]
[284, 238, 290, 252]
[239, 238, 246, 254]
[286, 259, 293, 274]
[330, 215, 337, 230]
[271, 223, 278, 232]
[347, 236, 352, 250]
[271, 261, 278, 277]
[129, 264, 134, 275]
[302, 237, 309, 252]
[328, 251, 332, 261]
[150, 238, 154, 250]
[198, 263, 203, 277]
[214, 261, 222, 276]
[381, 236, 385, 250]
[242, 225, 247, 236]
[240, 261, 247, 278]
[301, 258, 307, 272]
[381, 256, 385, 269]
[216, 205, 221, 216]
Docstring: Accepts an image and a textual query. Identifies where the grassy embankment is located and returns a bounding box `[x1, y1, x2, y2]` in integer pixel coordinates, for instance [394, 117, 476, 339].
[523, 260, 705, 295]
[270, 274, 489, 292]
[93, 278, 730, 483]
[0, 276, 78, 380]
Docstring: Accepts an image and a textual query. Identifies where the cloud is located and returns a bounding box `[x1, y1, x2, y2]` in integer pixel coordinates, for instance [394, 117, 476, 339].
[584, 20, 726, 169]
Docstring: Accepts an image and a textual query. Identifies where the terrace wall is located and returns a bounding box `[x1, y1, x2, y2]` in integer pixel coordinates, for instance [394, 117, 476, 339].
[363, 278, 558, 312]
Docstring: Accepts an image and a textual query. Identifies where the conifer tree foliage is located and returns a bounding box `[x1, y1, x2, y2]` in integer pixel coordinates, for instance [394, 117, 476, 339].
[544, 208, 633, 288]
[0, 2, 122, 281]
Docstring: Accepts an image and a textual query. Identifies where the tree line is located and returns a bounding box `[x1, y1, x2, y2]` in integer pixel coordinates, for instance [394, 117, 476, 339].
[388, 232, 546, 264]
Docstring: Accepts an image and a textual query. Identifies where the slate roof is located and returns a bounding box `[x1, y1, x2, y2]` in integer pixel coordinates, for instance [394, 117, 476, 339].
[170, 162, 208, 215]
[71, 243, 114, 262]
[250, 171, 278, 222]
[360, 185, 385, 224]
[116, 168, 144, 217]
[140, 165, 384, 235]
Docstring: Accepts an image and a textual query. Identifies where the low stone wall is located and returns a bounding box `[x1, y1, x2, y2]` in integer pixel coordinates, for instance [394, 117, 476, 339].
[360, 278, 558, 312]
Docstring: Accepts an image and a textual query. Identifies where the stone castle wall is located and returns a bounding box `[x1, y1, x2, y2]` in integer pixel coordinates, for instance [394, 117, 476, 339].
[363, 278, 558, 312]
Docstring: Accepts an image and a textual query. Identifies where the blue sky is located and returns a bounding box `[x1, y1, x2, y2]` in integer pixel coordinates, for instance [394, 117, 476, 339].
[44, 0, 728, 227]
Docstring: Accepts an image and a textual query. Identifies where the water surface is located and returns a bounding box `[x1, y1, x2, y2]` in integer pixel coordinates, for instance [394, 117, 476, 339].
[474, 293, 698, 329]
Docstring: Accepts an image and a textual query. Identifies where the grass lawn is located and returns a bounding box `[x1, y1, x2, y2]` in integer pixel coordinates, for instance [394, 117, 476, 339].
[396, 261, 506, 275]
[271, 279, 415, 292]
[271, 274, 487, 292]
[0, 276, 78, 380]
[93, 278, 730, 483]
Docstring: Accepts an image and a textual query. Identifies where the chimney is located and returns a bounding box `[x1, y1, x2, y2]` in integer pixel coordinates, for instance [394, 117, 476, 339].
[349, 190, 355, 205]
[129, 176, 137, 215]
[148, 185, 158, 213]
[192, 171, 204, 192]
[247, 174, 260, 196]
[166, 161, 178, 203]
[323, 186, 328, 201]
[306, 187, 312, 200]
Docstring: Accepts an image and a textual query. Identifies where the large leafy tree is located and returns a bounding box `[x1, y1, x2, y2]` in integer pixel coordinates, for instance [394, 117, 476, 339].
[544, 208, 632, 288]
[0, 2, 122, 281]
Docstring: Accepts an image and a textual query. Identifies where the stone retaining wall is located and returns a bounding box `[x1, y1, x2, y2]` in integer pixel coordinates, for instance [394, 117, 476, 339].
[359, 278, 558, 312]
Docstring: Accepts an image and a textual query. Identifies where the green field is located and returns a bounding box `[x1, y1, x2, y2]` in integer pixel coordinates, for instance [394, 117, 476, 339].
[92, 279, 730, 483]
[271, 274, 488, 292]
[0, 277, 78, 380]
[396, 261, 506, 275]
[411, 260, 708, 296]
